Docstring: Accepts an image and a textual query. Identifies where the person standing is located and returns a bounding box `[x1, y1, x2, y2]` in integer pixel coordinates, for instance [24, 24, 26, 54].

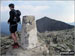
[8, 3, 21, 48]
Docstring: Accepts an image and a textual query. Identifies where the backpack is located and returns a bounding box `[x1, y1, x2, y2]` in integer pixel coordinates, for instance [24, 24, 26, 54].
[14, 10, 21, 23]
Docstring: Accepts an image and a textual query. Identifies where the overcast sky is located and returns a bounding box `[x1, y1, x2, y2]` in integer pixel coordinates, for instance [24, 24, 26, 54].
[1, 1, 74, 23]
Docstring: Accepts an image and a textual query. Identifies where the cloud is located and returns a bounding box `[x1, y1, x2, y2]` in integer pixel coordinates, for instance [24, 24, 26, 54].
[1, 5, 50, 16]
[15, 5, 50, 13]
[1, 6, 9, 12]
[15, 5, 50, 20]
[1, 1, 74, 23]
[1, 4, 50, 12]
[1, 4, 50, 21]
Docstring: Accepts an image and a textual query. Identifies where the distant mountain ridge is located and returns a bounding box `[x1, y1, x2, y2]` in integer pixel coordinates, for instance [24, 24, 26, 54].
[69, 22, 75, 26]
[1, 17, 74, 35]
[36, 16, 74, 32]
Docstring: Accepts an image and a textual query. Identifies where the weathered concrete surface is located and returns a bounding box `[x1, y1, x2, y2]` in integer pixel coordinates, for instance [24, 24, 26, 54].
[20, 16, 38, 49]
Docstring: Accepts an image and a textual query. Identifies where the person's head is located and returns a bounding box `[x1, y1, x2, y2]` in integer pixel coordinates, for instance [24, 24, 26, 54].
[9, 3, 14, 10]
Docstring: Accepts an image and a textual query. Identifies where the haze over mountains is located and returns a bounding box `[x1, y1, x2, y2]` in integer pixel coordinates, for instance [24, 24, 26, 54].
[1, 22, 22, 36]
[1, 16, 74, 36]
[69, 22, 75, 26]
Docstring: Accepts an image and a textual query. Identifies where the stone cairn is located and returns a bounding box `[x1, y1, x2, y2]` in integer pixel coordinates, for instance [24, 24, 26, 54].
[20, 16, 38, 49]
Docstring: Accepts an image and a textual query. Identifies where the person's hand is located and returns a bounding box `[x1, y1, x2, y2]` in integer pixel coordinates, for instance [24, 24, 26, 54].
[8, 22, 9, 24]
[7, 20, 10, 24]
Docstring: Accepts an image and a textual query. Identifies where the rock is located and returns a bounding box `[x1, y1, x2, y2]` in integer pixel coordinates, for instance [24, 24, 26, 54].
[37, 28, 75, 56]
[20, 16, 38, 49]
[1, 36, 14, 55]
[36, 16, 74, 32]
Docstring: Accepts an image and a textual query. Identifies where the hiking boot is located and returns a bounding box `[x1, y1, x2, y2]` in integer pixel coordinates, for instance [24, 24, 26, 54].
[12, 43, 19, 48]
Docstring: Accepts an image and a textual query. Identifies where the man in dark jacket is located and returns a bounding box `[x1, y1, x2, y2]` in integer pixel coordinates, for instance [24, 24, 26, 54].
[8, 3, 19, 48]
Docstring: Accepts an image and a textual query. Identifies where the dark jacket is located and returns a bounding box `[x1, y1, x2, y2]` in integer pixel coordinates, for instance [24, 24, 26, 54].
[8, 9, 17, 24]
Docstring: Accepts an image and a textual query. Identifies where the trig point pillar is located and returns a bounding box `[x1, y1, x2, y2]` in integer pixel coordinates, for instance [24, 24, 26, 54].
[20, 16, 38, 49]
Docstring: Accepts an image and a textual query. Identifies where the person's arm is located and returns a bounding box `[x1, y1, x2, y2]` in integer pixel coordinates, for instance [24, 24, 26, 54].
[8, 12, 10, 23]
[8, 11, 14, 23]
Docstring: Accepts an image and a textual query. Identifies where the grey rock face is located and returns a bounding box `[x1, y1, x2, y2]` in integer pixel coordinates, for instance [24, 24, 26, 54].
[36, 16, 74, 32]
[20, 16, 38, 49]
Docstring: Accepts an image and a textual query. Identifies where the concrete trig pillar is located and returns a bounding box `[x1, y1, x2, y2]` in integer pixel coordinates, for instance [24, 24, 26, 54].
[20, 16, 38, 49]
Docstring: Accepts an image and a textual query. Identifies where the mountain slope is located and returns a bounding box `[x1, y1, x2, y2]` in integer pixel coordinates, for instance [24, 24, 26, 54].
[36, 16, 74, 32]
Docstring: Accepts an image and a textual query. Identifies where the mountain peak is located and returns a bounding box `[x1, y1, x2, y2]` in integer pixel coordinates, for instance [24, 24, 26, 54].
[41, 16, 52, 20]
[43, 16, 49, 18]
[36, 17, 74, 32]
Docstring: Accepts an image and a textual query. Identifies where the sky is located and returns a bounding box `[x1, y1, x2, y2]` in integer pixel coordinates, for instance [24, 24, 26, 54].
[1, 0, 74, 23]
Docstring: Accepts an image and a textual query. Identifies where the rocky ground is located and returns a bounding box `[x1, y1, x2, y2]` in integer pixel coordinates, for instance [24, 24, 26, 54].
[0, 32, 49, 56]
[38, 28, 75, 56]
[0, 28, 75, 56]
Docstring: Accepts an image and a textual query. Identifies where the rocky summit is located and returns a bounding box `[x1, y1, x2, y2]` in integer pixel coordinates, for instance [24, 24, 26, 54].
[1, 16, 75, 56]
[1, 16, 48, 56]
